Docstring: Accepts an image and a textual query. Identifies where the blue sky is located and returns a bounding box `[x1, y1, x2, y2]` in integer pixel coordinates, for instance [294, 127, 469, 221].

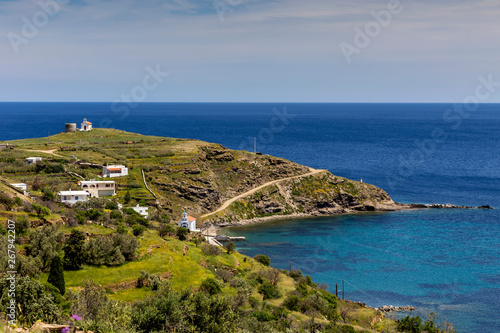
[1, 0, 499, 102]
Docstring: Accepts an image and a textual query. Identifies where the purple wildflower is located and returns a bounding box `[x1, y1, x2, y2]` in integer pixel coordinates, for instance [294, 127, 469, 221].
[72, 314, 82, 321]
[62, 327, 70, 333]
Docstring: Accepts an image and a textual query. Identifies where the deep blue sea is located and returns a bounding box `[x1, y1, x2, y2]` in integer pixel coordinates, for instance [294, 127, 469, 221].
[1, 103, 499, 332]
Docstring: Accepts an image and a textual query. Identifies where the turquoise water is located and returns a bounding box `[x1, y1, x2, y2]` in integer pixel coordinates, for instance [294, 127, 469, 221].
[1, 103, 499, 332]
[225, 209, 500, 332]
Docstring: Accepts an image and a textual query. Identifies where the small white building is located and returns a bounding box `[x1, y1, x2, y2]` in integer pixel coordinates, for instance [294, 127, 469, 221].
[59, 190, 90, 205]
[131, 204, 148, 218]
[78, 180, 116, 198]
[103, 165, 128, 178]
[11, 183, 27, 191]
[177, 212, 199, 232]
[81, 118, 92, 131]
[25, 157, 43, 165]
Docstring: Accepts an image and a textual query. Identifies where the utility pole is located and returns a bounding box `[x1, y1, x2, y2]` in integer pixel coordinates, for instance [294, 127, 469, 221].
[289, 261, 292, 273]
[342, 279, 345, 300]
[336, 283, 338, 298]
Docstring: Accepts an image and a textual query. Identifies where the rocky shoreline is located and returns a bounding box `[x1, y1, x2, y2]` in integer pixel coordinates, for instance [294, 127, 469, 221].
[375, 305, 416, 313]
[210, 202, 493, 231]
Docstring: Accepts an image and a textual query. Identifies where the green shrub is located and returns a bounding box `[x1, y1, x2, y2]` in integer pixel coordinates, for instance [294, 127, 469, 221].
[397, 316, 422, 333]
[200, 277, 222, 296]
[124, 190, 131, 204]
[224, 241, 236, 254]
[31, 203, 51, 220]
[85, 208, 103, 221]
[177, 227, 189, 241]
[289, 269, 303, 280]
[85, 236, 122, 266]
[63, 229, 86, 270]
[41, 187, 55, 201]
[158, 224, 175, 238]
[110, 210, 123, 220]
[47, 255, 65, 295]
[0, 276, 62, 326]
[252, 310, 276, 322]
[283, 294, 301, 311]
[116, 222, 128, 234]
[15, 214, 30, 236]
[201, 243, 222, 256]
[131, 283, 186, 332]
[254, 254, 271, 266]
[68, 280, 131, 333]
[132, 225, 146, 236]
[105, 201, 119, 210]
[14, 196, 23, 206]
[26, 225, 63, 269]
[112, 233, 139, 261]
[258, 282, 281, 300]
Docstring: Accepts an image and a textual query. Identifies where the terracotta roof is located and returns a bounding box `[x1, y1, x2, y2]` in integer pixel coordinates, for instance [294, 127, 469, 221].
[178, 216, 196, 222]
[107, 167, 122, 171]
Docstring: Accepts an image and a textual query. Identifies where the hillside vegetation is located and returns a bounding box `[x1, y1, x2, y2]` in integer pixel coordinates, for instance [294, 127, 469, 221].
[0, 129, 455, 332]
[0, 128, 399, 225]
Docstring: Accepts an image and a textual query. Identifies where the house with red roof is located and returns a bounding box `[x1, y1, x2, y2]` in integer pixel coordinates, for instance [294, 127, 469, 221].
[103, 165, 129, 178]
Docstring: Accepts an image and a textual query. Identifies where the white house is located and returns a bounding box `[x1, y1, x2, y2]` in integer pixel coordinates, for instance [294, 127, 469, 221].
[11, 183, 27, 191]
[25, 157, 43, 165]
[177, 212, 199, 232]
[103, 165, 128, 178]
[81, 118, 92, 131]
[131, 204, 148, 217]
[59, 190, 90, 205]
[78, 180, 116, 198]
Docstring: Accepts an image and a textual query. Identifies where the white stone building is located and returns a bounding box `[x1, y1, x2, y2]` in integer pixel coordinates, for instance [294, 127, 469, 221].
[131, 204, 148, 217]
[11, 183, 27, 191]
[177, 212, 199, 232]
[59, 190, 90, 205]
[81, 118, 92, 131]
[103, 165, 128, 178]
[25, 157, 43, 165]
[78, 180, 116, 198]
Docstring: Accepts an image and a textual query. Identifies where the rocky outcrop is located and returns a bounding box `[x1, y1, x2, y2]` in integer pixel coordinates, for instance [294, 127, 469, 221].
[204, 172, 402, 225]
[154, 181, 221, 211]
[375, 305, 416, 313]
[409, 203, 494, 209]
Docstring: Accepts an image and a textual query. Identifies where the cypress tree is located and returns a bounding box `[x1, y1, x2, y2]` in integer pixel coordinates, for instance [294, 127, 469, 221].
[48, 255, 65, 295]
[63, 229, 86, 270]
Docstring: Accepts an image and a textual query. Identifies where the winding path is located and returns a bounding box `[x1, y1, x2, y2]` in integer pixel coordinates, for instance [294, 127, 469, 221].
[24, 149, 65, 158]
[201, 168, 328, 219]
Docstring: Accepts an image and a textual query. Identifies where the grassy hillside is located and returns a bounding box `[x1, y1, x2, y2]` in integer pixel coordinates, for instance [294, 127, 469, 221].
[0, 129, 453, 332]
[1, 128, 397, 227]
